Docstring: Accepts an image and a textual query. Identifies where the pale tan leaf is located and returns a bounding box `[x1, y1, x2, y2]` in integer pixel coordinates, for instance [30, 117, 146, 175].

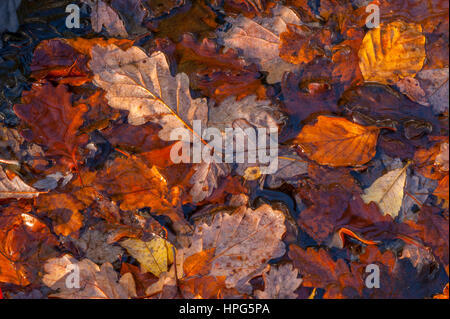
[217, 4, 300, 83]
[361, 164, 409, 218]
[255, 263, 303, 299]
[89, 45, 208, 140]
[43, 255, 134, 299]
[183, 204, 286, 288]
[0, 166, 41, 199]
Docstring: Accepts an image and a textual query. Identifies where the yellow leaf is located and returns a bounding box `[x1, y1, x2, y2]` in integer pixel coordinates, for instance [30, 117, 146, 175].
[358, 21, 426, 84]
[361, 164, 409, 218]
[120, 237, 174, 277]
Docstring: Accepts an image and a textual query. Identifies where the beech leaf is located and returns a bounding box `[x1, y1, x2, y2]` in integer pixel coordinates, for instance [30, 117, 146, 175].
[361, 164, 409, 218]
[293, 116, 380, 167]
[358, 21, 426, 84]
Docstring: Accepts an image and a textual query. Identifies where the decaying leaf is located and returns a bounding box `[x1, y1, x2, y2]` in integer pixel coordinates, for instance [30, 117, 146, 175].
[183, 204, 286, 289]
[43, 254, 136, 299]
[82, 0, 128, 37]
[358, 21, 426, 84]
[89, 45, 208, 140]
[255, 263, 303, 299]
[71, 230, 124, 264]
[13, 83, 89, 167]
[94, 156, 179, 214]
[35, 193, 85, 237]
[120, 237, 174, 277]
[217, 4, 301, 83]
[0, 167, 41, 199]
[361, 164, 409, 218]
[293, 116, 380, 167]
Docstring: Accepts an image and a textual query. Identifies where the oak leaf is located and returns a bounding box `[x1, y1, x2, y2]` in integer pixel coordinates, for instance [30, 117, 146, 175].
[217, 4, 301, 83]
[35, 193, 85, 237]
[0, 167, 41, 199]
[358, 21, 426, 84]
[293, 116, 380, 167]
[0, 202, 58, 286]
[94, 156, 179, 214]
[82, 0, 128, 37]
[255, 263, 303, 299]
[182, 204, 286, 289]
[89, 44, 208, 140]
[43, 254, 136, 299]
[13, 83, 89, 166]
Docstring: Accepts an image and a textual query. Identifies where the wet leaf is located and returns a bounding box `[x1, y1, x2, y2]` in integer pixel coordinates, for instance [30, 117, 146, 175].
[293, 116, 380, 167]
[358, 21, 426, 84]
[361, 164, 409, 218]
[120, 237, 174, 277]
[0, 167, 40, 199]
[217, 4, 301, 83]
[255, 264, 302, 299]
[43, 254, 136, 299]
[89, 45, 208, 140]
[183, 204, 286, 289]
[13, 83, 89, 167]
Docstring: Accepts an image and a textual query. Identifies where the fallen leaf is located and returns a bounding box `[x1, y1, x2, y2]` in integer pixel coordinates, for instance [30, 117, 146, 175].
[94, 156, 179, 214]
[0, 202, 58, 286]
[30, 39, 91, 86]
[89, 45, 208, 140]
[35, 193, 85, 237]
[217, 4, 301, 83]
[71, 230, 124, 264]
[120, 237, 174, 277]
[82, 0, 128, 37]
[255, 263, 302, 299]
[183, 204, 286, 289]
[293, 116, 380, 167]
[358, 21, 426, 84]
[361, 163, 409, 218]
[0, 167, 41, 199]
[13, 83, 89, 167]
[43, 254, 136, 299]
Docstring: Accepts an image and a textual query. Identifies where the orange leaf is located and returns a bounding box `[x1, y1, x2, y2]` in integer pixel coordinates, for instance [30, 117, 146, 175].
[183, 248, 216, 278]
[293, 116, 380, 167]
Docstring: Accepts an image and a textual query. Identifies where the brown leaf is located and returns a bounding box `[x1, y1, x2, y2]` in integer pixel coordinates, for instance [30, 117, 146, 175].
[35, 193, 85, 237]
[94, 156, 180, 214]
[30, 39, 91, 86]
[13, 83, 89, 167]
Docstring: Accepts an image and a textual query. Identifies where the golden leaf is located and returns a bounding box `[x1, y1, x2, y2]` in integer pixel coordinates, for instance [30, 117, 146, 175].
[120, 237, 174, 277]
[358, 21, 426, 84]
